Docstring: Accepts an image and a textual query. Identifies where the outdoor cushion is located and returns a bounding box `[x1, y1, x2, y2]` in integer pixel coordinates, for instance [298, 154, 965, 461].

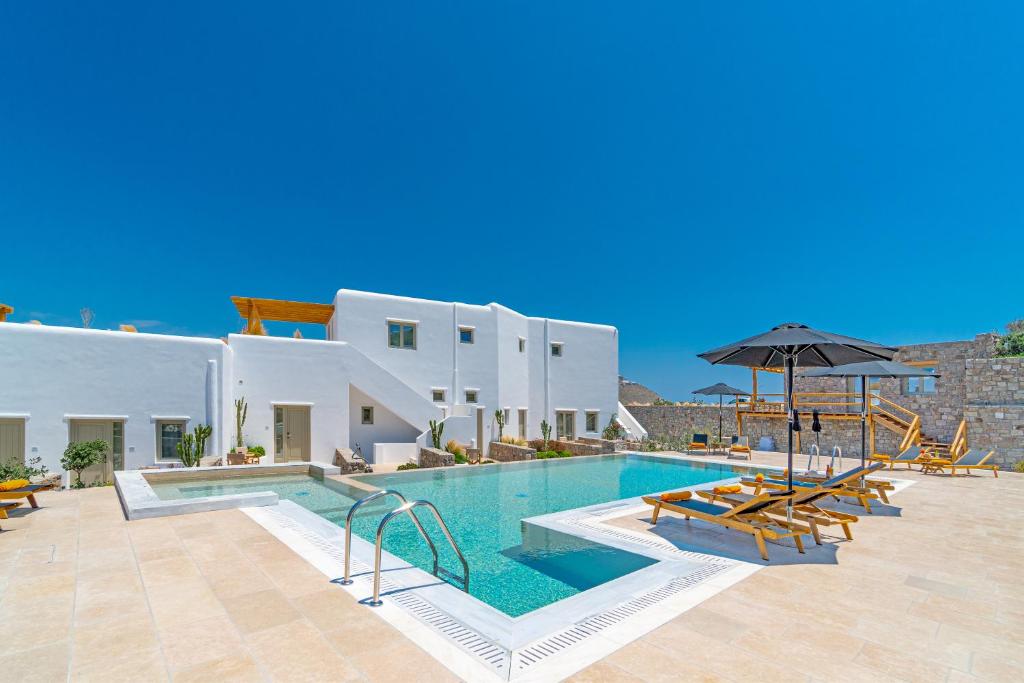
[0, 479, 29, 492]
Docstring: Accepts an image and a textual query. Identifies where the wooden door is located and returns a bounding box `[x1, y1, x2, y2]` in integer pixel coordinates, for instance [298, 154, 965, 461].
[0, 418, 25, 466]
[518, 409, 527, 440]
[69, 420, 116, 486]
[282, 406, 311, 462]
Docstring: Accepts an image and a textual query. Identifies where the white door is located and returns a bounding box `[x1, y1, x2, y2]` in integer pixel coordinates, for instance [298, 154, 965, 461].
[69, 420, 119, 486]
[275, 406, 310, 462]
[0, 419, 25, 466]
[556, 411, 575, 441]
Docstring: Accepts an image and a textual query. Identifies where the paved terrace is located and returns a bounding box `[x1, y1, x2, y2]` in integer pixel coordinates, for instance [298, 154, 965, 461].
[0, 450, 1021, 682]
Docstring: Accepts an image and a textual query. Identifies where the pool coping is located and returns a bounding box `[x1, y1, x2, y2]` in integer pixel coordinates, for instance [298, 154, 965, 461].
[113, 461, 340, 520]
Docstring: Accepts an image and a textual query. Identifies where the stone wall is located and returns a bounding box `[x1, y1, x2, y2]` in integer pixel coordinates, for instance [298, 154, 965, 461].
[739, 414, 902, 459]
[577, 437, 619, 451]
[623, 404, 738, 443]
[487, 442, 536, 462]
[964, 356, 1024, 468]
[419, 447, 453, 468]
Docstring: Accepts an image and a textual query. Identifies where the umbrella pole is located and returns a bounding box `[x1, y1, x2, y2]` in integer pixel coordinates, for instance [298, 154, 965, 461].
[719, 394, 723, 444]
[785, 354, 795, 518]
[861, 374, 868, 468]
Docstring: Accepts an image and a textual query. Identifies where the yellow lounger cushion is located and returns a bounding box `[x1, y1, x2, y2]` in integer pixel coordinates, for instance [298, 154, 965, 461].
[754, 473, 765, 482]
[928, 459, 953, 466]
[689, 442, 706, 449]
[712, 484, 741, 495]
[0, 479, 29, 492]
[660, 491, 692, 502]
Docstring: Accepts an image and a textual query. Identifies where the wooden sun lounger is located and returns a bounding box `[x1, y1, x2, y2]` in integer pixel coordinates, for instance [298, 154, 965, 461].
[869, 445, 931, 471]
[642, 490, 811, 561]
[698, 484, 859, 543]
[921, 449, 998, 477]
[0, 501, 22, 530]
[688, 433, 709, 454]
[0, 482, 56, 509]
[741, 462, 887, 513]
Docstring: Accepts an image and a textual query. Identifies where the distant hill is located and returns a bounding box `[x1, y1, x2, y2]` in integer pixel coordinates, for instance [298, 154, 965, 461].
[619, 376, 665, 405]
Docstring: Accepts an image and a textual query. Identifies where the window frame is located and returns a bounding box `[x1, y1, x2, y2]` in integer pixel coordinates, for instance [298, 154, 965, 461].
[156, 420, 187, 461]
[431, 389, 446, 403]
[361, 406, 374, 425]
[465, 390, 479, 404]
[585, 411, 599, 433]
[518, 337, 526, 353]
[902, 361, 938, 396]
[458, 326, 475, 344]
[550, 342, 563, 357]
[387, 319, 417, 350]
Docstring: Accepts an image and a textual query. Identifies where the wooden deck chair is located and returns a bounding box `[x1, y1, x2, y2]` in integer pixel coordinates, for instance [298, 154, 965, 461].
[741, 462, 887, 513]
[921, 449, 998, 477]
[688, 433, 709, 454]
[0, 501, 21, 530]
[793, 464, 895, 504]
[870, 445, 930, 471]
[0, 482, 56, 509]
[641, 490, 811, 561]
[699, 484, 859, 543]
[729, 435, 751, 459]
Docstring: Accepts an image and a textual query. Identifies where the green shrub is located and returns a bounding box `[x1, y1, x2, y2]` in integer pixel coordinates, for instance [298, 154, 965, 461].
[397, 463, 419, 471]
[454, 452, 468, 464]
[996, 320, 1024, 357]
[61, 440, 108, 488]
[0, 455, 48, 482]
[536, 450, 572, 459]
[1013, 460, 1024, 474]
[247, 445, 266, 457]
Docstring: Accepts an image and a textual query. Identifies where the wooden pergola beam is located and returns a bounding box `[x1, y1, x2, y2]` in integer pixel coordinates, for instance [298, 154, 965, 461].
[0, 303, 12, 322]
[231, 297, 334, 335]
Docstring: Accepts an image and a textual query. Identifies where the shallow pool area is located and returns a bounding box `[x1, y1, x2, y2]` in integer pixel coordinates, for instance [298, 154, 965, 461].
[150, 454, 756, 616]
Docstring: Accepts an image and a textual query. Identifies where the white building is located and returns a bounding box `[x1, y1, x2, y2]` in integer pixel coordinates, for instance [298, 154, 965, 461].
[0, 289, 622, 484]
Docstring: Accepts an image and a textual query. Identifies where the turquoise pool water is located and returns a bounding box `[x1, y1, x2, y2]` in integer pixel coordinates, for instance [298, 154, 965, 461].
[151, 454, 750, 616]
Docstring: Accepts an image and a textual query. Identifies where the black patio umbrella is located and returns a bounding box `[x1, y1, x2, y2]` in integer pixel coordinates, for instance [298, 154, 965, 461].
[698, 323, 896, 494]
[692, 382, 750, 444]
[800, 360, 939, 467]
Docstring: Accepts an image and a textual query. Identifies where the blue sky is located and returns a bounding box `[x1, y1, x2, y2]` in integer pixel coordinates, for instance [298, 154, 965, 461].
[2, 2, 1023, 399]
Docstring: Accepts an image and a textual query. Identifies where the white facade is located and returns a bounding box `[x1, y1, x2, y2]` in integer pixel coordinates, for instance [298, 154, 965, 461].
[0, 289, 618, 482]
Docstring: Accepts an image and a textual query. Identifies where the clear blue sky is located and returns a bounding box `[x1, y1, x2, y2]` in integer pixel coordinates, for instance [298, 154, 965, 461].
[2, 2, 1023, 400]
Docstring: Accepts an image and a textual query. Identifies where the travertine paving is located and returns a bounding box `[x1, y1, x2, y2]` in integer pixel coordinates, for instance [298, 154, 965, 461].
[0, 452, 1021, 682]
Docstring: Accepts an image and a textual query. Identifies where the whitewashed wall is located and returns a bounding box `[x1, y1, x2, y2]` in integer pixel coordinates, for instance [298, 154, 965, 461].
[0, 323, 228, 480]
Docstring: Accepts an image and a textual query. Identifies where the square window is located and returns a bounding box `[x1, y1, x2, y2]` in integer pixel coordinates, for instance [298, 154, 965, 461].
[551, 343, 563, 357]
[361, 406, 374, 424]
[518, 337, 526, 353]
[388, 321, 416, 349]
[157, 421, 185, 460]
[432, 389, 445, 402]
[459, 327, 474, 344]
[465, 391, 478, 404]
[586, 411, 599, 432]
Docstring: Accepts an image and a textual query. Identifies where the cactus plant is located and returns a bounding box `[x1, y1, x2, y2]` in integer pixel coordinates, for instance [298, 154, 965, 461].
[429, 419, 444, 449]
[494, 409, 506, 440]
[540, 419, 552, 450]
[234, 397, 248, 449]
[177, 424, 213, 467]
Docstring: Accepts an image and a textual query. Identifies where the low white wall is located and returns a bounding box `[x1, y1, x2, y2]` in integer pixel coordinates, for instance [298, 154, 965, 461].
[372, 442, 418, 465]
[617, 402, 648, 441]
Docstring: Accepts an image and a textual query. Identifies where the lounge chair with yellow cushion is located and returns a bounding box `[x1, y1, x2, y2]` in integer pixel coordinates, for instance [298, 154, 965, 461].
[740, 462, 888, 513]
[699, 482, 859, 543]
[688, 433, 709, 455]
[0, 479, 56, 508]
[0, 501, 22, 530]
[642, 489, 811, 561]
[921, 449, 998, 477]
[729, 435, 751, 459]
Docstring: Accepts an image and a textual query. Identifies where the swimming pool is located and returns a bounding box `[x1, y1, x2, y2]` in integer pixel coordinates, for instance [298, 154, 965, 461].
[151, 454, 752, 616]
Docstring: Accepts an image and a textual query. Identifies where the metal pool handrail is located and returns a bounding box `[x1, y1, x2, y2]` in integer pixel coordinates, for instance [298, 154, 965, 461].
[339, 490, 438, 585]
[370, 499, 469, 607]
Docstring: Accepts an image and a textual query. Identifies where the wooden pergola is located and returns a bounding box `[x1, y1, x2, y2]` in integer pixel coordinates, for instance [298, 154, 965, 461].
[231, 297, 335, 336]
[0, 303, 12, 322]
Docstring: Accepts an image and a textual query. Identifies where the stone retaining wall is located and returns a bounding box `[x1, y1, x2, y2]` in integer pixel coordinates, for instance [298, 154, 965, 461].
[964, 356, 1024, 467]
[624, 404, 737, 443]
[527, 440, 607, 456]
[487, 442, 536, 462]
[419, 447, 453, 468]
